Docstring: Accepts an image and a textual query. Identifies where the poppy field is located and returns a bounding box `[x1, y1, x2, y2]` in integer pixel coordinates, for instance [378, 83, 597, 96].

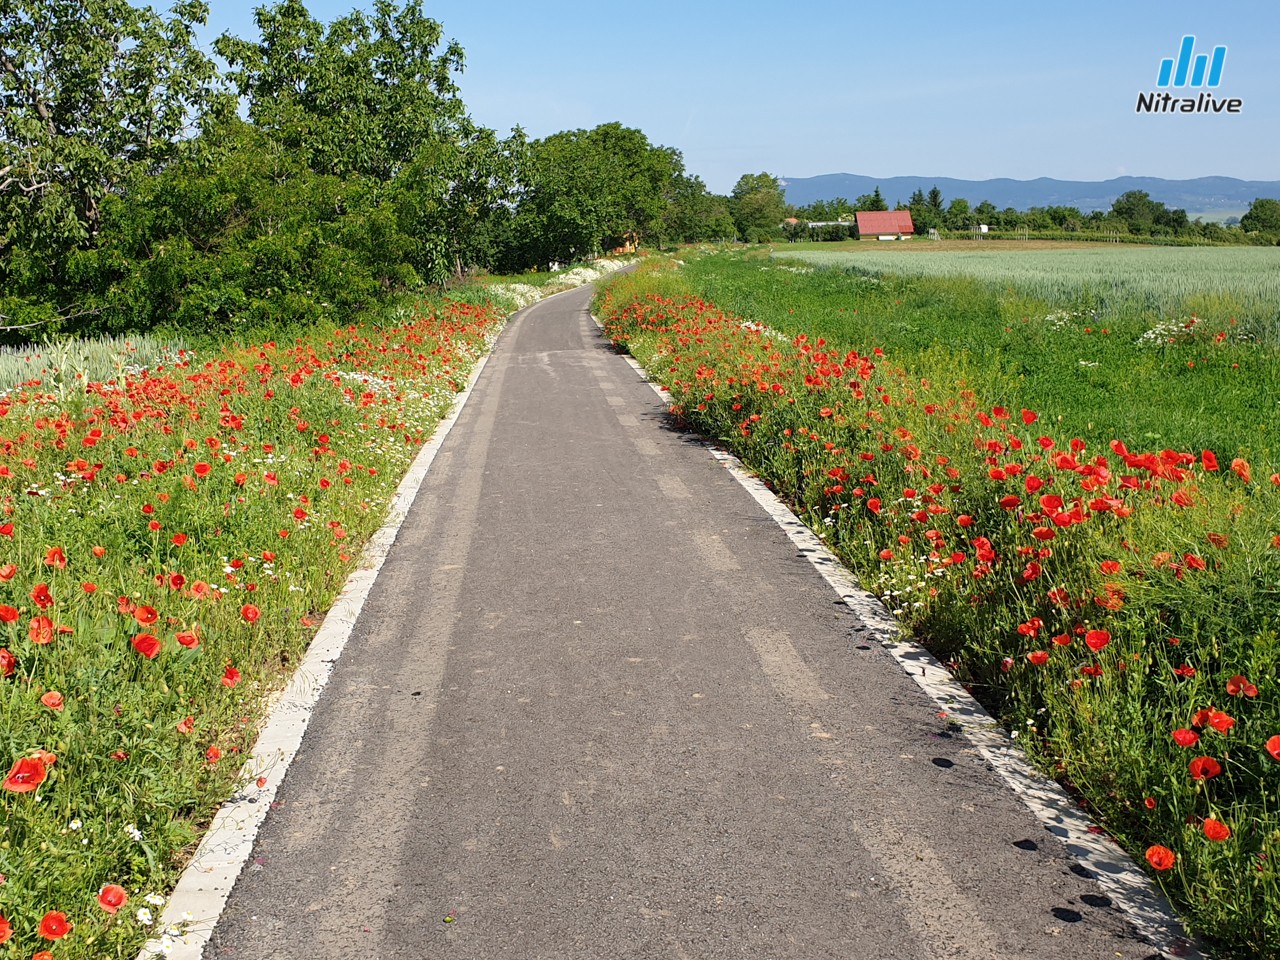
[0, 287, 528, 958]
[596, 253, 1280, 958]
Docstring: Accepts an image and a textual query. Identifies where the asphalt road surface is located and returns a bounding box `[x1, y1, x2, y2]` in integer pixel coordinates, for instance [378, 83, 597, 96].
[208, 283, 1161, 959]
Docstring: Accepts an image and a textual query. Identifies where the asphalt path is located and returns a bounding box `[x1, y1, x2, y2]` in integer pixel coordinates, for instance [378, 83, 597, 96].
[208, 283, 1160, 959]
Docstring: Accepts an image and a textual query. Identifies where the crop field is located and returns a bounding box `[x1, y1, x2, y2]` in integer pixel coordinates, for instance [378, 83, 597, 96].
[597, 252, 1280, 958]
[666, 247, 1280, 471]
[784, 244, 1280, 338]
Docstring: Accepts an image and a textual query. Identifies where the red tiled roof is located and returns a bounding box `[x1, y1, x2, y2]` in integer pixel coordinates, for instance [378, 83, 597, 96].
[855, 210, 915, 235]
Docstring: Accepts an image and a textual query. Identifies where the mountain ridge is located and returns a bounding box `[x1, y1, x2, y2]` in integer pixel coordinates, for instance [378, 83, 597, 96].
[781, 173, 1280, 215]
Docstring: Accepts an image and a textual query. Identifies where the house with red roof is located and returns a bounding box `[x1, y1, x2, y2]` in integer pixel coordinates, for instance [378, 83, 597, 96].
[855, 210, 915, 239]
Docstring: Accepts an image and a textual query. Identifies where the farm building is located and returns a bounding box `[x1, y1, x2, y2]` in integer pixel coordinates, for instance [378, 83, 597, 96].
[855, 210, 915, 238]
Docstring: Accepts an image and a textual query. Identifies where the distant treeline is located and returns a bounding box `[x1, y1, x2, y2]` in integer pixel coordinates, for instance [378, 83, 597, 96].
[786, 184, 1280, 245]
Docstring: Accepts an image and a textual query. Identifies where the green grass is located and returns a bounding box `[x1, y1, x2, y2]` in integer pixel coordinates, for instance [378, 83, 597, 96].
[673, 248, 1280, 469]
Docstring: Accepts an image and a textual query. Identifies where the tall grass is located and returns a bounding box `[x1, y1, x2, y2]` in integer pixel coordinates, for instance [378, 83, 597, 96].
[676, 249, 1280, 470]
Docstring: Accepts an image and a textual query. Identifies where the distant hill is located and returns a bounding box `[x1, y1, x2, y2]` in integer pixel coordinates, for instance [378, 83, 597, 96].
[780, 174, 1280, 216]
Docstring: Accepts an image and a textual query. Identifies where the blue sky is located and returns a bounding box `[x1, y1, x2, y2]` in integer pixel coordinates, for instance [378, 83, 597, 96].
[197, 1, 1280, 195]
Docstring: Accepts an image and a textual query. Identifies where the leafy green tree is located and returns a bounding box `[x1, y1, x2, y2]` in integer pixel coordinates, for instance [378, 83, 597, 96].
[926, 186, 945, 211]
[799, 197, 856, 222]
[215, 0, 466, 182]
[973, 200, 997, 224]
[1110, 190, 1162, 233]
[944, 197, 972, 230]
[729, 172, 788, 241]
[1, 0, 219, 265]
[854, 187, 888, 211]
[509, 123, 683, 267]
[1241, 197, 1280, 233]
[661, 175, 735, 245]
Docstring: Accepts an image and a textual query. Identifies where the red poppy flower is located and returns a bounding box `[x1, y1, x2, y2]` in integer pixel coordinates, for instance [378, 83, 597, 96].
[176, 629, 200, 649]
[82, 582, 97, 593]
[34, 951, 53, 960]
[0, 913, 10, 944]
[3, 755, 47, 792]
[1145, 845, 1176, 871]
[172, 532, 188, 546]
[240, 603, 260, 624]
[1084, 629, 1111, 652]
[1144, 797, 1156, 810]
[176, 715, 195, 734]
[40, 691, 63, 711]
[1207, 710, 1235, 734]
[1051, 633, 1071, 646]
[30, 583, 53, 609]
[1173, 664, 1196, 678]
[0, 563, 15, 580]
[1226, 674, 1258, 698]
[1026, 650, 1049, 666]
[28, 616, 54, 645]
[206, 745, 222, 763]
[1230, 458, 1251, 483]
[0, 647, 15, 677]
[1080, 664, 1103, 677]
[131, 633, 161, 659]
[38, 911, 71, 939]
[92, 545, 106, 557]
[222, 665, 241, 688]
[1171, 729, 1199, 747]
[1203, 818, 1231, 842]
[193, 462, 212, 477]
[97, 883, 128, 914]
[1201, 450, 1219, 471]
[134, 605, 159, 626]
[1268, 735, 1280, 761]
[1188, 756, 1222, 780]
[43, 546, 67, 568]
[1099, 560, 1121, 575]
[0, 605, 18, 623]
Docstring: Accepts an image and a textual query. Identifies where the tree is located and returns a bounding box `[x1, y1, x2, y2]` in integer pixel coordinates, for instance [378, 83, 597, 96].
[854, 186, 888, 211]
[1241, 197, 1280, 233]
[973, 200, 997, 224]
[926, 186, 945, 211]
[215, 0, 467, 182]
[661, 175, 735, 245]
[944, 197, 971, 230]
[729, 172, 788, 241]
[1, 0, 219, 262]
[394, 121, 527, 285]
[511, 123, 684, 267]
[1110, 190, 1161, 233]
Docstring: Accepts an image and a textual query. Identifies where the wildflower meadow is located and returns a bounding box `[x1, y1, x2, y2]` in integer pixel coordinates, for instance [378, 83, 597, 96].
[0, 258, 612, 958]
[597, 252, 1280, 959]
